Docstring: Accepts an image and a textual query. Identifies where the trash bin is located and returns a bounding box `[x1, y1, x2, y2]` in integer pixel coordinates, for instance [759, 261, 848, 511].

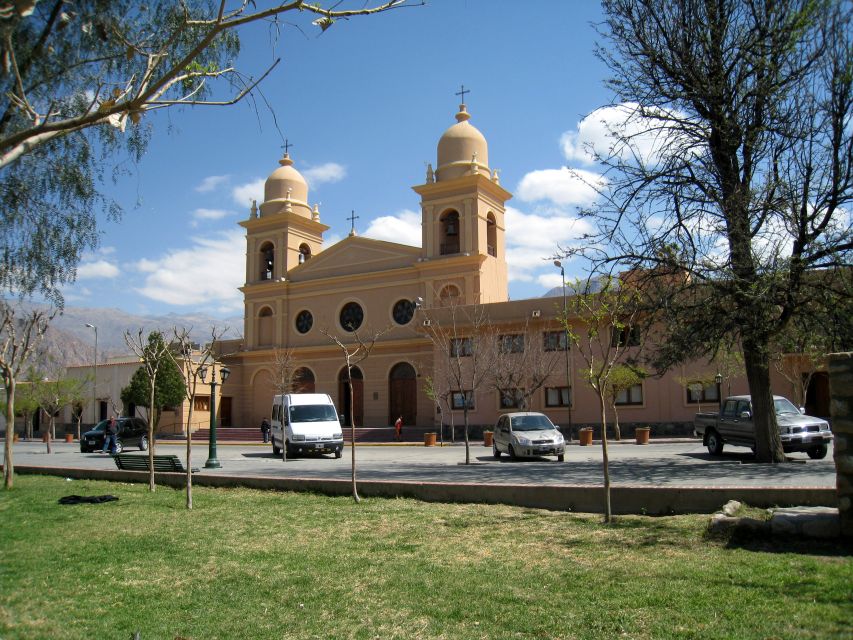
[635, 427, 650, 445]
[64, 433, 74, 443]
[483, 431, 493, 447]
[578, 428, 593, 446]
[424, 432, 437, 446]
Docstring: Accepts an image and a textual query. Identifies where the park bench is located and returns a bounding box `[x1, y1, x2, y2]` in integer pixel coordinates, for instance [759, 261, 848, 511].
[113, 453, 198, 473]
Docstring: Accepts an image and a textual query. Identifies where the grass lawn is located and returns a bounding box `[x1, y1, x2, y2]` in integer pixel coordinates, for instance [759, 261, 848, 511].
[0, 476, 851, 639]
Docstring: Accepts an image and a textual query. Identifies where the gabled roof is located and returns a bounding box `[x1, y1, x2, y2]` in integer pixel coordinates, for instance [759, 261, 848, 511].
[287, 235, 421, 283]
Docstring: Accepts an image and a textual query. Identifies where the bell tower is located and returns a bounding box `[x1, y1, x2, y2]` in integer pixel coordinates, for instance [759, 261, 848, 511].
[413, 101, 511, 306]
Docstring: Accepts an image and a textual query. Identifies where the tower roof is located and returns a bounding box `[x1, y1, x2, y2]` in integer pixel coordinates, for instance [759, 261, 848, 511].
[436, 104, 489, 181]
[264, 153, 309, 206]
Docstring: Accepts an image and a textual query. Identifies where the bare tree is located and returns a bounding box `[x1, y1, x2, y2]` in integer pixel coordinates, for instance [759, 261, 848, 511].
[168, 327, 224, 510]
[31, 374, 85, 453]
[605, 364, 646, 441]
[421, 300, 495, 465]
[321, 326, 391, 503]
[1, 302, 52, 488]
[489, 322, 563, 413]
[565, 276, 643, 522]
[569, 0, 853, 463]
[124, 329, 173, 492]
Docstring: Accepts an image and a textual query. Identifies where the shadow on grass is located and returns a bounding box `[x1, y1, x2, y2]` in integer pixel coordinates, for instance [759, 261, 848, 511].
[705, 528, 853, 557]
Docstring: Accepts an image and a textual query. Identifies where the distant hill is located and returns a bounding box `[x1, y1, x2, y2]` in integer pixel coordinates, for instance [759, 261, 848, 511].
[5, 301, 242, 368]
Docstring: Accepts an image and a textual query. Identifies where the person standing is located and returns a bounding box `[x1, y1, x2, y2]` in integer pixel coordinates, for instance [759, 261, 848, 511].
[394, 415, 403, 442]
[102, 415, 118, 454]
[260, 417, 271, 444]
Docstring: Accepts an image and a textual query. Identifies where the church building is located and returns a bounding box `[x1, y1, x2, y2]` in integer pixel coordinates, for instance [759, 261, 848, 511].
[216, 102, 764, 436]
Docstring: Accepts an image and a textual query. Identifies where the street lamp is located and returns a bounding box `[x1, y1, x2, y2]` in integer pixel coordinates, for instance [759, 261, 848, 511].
[199, 363, 230, 469]
[84, 323, 97, 425]
[715, 373, 723, 413]
[553, 260, 573, 442]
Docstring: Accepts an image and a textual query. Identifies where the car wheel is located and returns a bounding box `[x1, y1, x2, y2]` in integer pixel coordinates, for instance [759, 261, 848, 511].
[508, 444, 517, 460]
[492, 441, 501, 458]
[335, 448, 342, 459]
[81, 447, 90, 453]
[114, 441, 124, 454]
[139, 436, 148, 451]
[272, 440, 281, 456]
[557, 454, 564, 462]
[706, 430, 723, 456]
[807, 444, 828, 460]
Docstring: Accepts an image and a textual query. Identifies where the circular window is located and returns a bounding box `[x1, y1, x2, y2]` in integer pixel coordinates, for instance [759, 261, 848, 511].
[339, 302, 364, 332]
[295, 310, 313, 334]
[392, 299, 415, 325]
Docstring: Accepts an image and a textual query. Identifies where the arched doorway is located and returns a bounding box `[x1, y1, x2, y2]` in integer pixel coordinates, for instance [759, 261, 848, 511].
[388, 362, 417, 426]
[338, 366, 363, 427]
[294, 367, 316, 393]
[252, 369, 275, 432]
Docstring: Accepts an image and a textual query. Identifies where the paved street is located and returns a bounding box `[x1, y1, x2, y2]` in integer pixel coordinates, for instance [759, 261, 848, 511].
[6, 439, 837, 487]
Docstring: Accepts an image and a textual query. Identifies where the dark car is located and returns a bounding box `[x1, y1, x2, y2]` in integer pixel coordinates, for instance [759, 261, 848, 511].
[80, 417, 149, 453]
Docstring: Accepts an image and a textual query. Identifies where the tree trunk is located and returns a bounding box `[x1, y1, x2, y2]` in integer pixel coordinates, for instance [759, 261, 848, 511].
[3, 378, 15, 489]
[598, 391, 612, 523]
[148, 380, 156, 492]
[611, 399, 621, 441]
[348, 370, 359, 503]
[463, 407, 470, 464]
[743, 337, 786, 463]
[185, 405, 193, 510]
[45, 412, 52, 455]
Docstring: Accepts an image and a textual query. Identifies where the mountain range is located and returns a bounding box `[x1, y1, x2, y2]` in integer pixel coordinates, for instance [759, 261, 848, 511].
[6, 301, 242, 368]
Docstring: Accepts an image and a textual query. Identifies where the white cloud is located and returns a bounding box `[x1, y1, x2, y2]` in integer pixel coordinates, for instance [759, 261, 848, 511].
[133, 230, 245, 311]
[303, 163, 346, 186]
[76, 260, 120, 280]
[195, 175, 230, 193]
[503, 206, 595, 284]
[536, 272, 564, 290]
[561, 102, 697, 167]
[191, 208, 230, 221]
[232, 178, 264, 208]
[363, 209, 421, 247]
[516, 167, 604, 206]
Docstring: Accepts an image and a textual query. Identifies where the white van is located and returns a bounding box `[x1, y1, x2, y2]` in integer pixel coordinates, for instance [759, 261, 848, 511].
[270, 393, 344, 458]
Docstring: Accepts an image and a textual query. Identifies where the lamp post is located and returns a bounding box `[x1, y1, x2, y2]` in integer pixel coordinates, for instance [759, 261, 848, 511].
[715, 373, 723, 413]
[553, 260, 573, 442]
[200, 363, 230, 469]
[84, 323, 97, 424]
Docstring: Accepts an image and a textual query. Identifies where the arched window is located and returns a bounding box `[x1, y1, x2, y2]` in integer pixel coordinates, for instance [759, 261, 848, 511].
[486, 213, 497, 257]
[257, 306, 274, 346]
[259, 242, 274, 280]
[440, 210, 460, 255]
[293, 367, 316, 393]
[298, 243, 311, 264]
[438, 284, 461, 307]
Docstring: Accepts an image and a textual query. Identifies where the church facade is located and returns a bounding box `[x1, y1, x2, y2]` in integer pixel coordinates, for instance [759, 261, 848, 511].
[216, 102, 767, 435]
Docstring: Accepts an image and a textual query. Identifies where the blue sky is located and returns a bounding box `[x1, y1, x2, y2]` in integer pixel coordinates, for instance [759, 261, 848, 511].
[63, 1, 616, 318]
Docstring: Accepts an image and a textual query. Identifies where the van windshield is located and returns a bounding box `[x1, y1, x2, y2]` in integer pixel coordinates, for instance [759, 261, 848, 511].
[289, 405, 338, 423]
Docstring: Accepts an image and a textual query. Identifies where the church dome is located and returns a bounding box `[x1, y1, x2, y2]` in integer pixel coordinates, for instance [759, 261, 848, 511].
[436, 104, 489, 181]
[264, 154, 309, 204]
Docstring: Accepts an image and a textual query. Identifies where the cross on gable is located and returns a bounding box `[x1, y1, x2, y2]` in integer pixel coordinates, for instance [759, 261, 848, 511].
[348, 210, 360, 232]
[455, 84, 469, 103]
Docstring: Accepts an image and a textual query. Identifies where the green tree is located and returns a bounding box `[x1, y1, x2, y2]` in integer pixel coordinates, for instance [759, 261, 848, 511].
[566, 276, 644, 522]
[570, 0, 852, 462]
[121, 352, 185, 430]
[0, 0, 414, 305]
[606, 364, 646, 441]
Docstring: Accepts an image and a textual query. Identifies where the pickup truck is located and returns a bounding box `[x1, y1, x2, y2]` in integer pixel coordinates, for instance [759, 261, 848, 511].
[694, 395, 832, 459]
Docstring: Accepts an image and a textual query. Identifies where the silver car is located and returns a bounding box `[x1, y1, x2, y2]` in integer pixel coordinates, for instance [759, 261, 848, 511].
[492, 412, 565, 461]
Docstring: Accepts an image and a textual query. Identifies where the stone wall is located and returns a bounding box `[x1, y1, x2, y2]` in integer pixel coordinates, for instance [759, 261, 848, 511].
[828, 352, 853, 537]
